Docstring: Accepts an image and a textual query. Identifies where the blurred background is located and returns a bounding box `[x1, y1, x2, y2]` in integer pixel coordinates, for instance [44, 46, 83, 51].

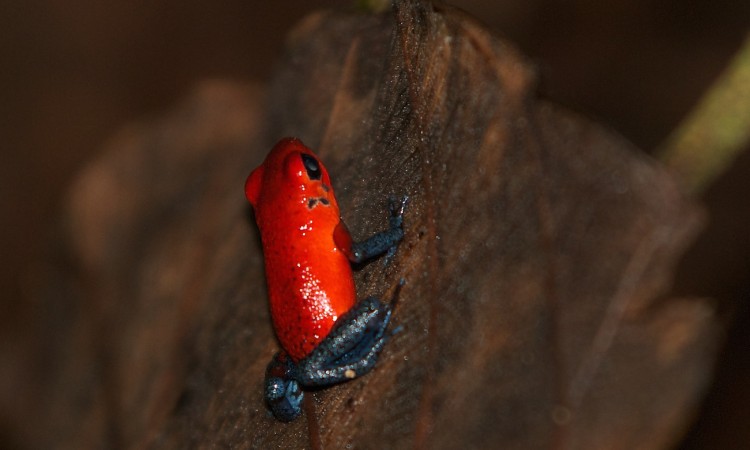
[1, 0, 748, 447]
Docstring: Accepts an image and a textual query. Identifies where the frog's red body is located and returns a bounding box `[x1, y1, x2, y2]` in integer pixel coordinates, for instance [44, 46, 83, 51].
[245, 137, 406, 422]
[245, 138, 356, 361]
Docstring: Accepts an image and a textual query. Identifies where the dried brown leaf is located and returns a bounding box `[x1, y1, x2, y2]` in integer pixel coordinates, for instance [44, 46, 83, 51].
[28, 1, 717, 449]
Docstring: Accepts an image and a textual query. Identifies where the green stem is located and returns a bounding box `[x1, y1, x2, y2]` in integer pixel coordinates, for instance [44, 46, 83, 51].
[657, 32, 750, 194]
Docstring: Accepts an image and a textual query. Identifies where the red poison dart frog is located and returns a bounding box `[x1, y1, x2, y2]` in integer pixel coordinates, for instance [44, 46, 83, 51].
[245, 137, 407, 421]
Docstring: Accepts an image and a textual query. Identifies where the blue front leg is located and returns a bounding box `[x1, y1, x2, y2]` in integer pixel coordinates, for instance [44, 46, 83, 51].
[350, 196, 408, 265]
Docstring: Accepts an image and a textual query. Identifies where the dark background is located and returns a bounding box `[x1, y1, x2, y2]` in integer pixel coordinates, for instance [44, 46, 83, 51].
[1, 1, 748, 447]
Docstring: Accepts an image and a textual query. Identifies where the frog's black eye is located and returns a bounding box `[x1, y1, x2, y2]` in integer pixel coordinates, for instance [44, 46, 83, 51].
[300, 154, 322, 180]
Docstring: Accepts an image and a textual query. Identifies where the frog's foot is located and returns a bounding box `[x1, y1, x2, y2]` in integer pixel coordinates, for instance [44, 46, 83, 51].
[264, 351, 304, 422]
